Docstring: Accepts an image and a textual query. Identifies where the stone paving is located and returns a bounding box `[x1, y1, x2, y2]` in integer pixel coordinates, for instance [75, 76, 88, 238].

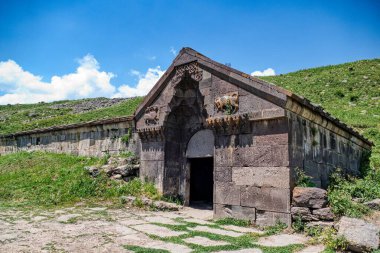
[0, 205, 321, 253]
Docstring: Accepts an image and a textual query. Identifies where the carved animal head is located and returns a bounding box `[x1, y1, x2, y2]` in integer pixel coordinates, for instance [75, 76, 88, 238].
[144, 106, 159, 125]
[214, 92, 239, 114]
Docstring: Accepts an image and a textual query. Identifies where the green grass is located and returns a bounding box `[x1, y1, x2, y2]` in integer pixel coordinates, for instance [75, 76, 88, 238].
[214, 217, 251, 227]
[327, 168, 380, 217]
[141, 222, 303, 253]
[124, 245, 170, 253]
[0, 151, 159, 208]
[0, 97, 143, 136]
[260, 58, 380, 169]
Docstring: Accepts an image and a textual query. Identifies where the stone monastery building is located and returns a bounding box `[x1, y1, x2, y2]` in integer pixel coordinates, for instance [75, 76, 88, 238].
[0, 48, 372, 226]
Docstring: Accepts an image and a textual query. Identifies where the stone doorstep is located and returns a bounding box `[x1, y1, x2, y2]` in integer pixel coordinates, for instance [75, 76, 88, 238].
[189, 225, 244, 237]
[183, 236, 230, 246]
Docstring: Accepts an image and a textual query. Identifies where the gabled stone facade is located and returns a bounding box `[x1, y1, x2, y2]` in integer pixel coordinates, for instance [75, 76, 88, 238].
[0, 48, 372, 226]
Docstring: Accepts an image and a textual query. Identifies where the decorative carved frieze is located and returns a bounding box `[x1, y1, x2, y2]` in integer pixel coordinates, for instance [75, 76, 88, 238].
[215, 91, 239, 114]
[137, 126, 165, 141]
[206, 113, 249, 135]
[169, 62, 203, 87]
[144, 106, 159, 126]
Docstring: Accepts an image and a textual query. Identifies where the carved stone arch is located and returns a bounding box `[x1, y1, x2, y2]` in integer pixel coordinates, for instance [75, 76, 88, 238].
[168, 61, 203, 87]
[186, 129, 214, 158]
[162, 63, 206, 127]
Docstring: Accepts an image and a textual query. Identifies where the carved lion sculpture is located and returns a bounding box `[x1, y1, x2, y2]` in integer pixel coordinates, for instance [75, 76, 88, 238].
[215, 92, 239, 114]
[144, 106, 159, 125]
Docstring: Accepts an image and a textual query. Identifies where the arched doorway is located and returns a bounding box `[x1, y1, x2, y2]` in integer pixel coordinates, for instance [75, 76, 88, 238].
[186, 129, 214, 207]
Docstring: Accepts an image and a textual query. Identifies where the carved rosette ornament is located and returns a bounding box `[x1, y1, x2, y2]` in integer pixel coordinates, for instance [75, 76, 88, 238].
[206, 113, 249, 135]
[169, 62, 203, 87]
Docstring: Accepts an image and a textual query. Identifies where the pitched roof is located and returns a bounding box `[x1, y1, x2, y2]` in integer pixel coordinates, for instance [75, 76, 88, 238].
[134, 47, 372, 147]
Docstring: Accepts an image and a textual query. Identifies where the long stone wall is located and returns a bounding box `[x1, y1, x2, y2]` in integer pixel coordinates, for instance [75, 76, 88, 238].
[286, 99, 372, 189]
[0, 117, 139, 157]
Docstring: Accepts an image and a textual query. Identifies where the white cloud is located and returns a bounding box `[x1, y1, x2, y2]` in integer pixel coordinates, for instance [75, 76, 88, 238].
[112, 66, 164, 98]
[251, 68, 276, 77]
[0, 55, 165, 105]
[170, 47, 177, 56]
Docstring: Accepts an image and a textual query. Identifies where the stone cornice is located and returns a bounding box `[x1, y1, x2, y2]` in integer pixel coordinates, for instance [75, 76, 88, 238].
[137, 126, 165, 141]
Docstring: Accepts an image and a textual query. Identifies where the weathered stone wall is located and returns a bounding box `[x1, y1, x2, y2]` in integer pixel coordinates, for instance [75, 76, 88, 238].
[140, 139, 165, 193]
[0, 119, 139, 157]
[135, 62, 294, 226]
[213, 117, 292, 226]
[286, 101, 371, 189]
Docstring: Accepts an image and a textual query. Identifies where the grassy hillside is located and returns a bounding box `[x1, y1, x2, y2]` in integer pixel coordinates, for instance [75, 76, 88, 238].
[0, 96, 143, 135]
[0, 151, 158, 208]
[260, 59, 380, 169]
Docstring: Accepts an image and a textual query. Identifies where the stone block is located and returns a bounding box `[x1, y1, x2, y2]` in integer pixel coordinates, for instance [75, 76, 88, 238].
[306, 221, 334, 230]
[255, 210, 291, 226]
[232, 167, 290, 188]
[238, 94, 280, 114]
[291, 207, 317, 221]
[214, 204, 256, 223]
[241, 186, 290, 212]
[336, 217, 380, 252]
[312, 207, 334, 221]
[212, 76, 238, 95]
[140, 160, 164, 191]
[141, 149, 164, 161]
[271, 145, 290, 166]
[214, 182, 240, 206]
[234, 146, 272, 167]
[214, 167, 232, 182]
[252, 118, 288, 136]
[292, 187, 327, 209]
[215, 147, 235, 166]
[255, 133, 288, 146]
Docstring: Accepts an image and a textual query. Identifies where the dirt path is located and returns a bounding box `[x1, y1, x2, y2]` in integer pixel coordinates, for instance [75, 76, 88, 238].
[0, 205, 322, 253]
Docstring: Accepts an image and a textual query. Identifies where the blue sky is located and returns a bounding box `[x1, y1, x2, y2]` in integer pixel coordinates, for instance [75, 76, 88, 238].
[0, 0, 379, 104]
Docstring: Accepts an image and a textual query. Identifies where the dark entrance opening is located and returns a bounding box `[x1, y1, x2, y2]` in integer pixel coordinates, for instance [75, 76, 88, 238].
[189, 157, 213, 207]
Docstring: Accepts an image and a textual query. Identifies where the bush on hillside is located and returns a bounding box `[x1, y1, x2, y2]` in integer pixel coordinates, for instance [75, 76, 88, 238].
[327, 168, 380, 218]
